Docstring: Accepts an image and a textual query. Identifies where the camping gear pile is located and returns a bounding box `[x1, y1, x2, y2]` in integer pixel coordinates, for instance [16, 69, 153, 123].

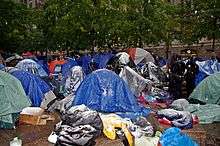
[0, 48, 220, 146]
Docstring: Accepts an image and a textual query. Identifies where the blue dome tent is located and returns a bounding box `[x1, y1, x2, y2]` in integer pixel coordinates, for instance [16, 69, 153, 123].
[93, 53, 114, 69]
[10, 69, 56, 108]
[15, 59, 48, 77]
[73, 69, 150, 119]
[61, 57, 78, 80]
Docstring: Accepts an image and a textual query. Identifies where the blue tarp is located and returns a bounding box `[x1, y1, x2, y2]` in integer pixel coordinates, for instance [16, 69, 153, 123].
[73, 69, 150, 119]
[36, 59, 49, 75]
[79, 55, 92, 74]
[195, 71, 207, 86]
[93, 53, 114, 69]
[16, 59, 48, 77]
[0, 64, 5, 70]
[10, 70, 51, 107]
[78, 53, 114, 74]
[159, 127, 198, 146]
[196, 59, 220, 75]
[62, 57, 78, 79]
[195, 59, 220, 85]
[158, 58, 167, 67]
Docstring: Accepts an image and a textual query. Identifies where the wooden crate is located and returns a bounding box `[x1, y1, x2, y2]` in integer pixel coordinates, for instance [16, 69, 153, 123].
[19, 114, 46, 125]
[19, 114, 55, 125]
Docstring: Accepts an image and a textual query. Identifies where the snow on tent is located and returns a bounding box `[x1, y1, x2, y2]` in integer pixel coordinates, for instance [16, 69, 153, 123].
[189, 72, 220, 105]
[9, 69, 56, 108]
[127, 48, 155, 65]
[73, 69, 150, 119]
[15, 59, 48, 77]
[0, 70, 31, 129]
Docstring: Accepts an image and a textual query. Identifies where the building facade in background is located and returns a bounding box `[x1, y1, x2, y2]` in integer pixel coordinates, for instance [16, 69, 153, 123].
[15, 0, 44, 8]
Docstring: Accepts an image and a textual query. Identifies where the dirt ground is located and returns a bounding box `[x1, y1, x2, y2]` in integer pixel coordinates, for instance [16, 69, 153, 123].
[0, 113, 219, 146]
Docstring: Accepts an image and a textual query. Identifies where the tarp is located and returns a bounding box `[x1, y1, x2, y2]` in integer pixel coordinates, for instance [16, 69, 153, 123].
[79, 55, 92, 74]
[61, 57, 78, 79]
[186, 104, 220, 124]
[127, 48, 155, 65]
[159, 127, 198, 146]
[140, 62, 168, 83]
[0, 64, 5, 70]
[189, 72, 220, 104]
[36, 59, 49, 75]
[93, 53, 114, 69]
[16, 59, 48, 77]
[196, 59, 220, 76]
[73, 69, 150, 120]
[10, 70, 52, 107]
[0, 70, 31, 128]
[195, 59, 220, 85]
[64, 66, 84, 96]
[119, 66, 152, 97]
[116, 52, 130, 65]
[5, 54, 23, 63]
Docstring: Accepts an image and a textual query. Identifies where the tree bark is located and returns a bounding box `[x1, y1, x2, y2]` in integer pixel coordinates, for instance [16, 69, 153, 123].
[166, 42, 170, 59]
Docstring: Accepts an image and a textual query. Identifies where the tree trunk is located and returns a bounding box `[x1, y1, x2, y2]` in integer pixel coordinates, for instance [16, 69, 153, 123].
[166, 42, 170, 59]
[212, 37, 215, 51]
[212, 17, 217, 51]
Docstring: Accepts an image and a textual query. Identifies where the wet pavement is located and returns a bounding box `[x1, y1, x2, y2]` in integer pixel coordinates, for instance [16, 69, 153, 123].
[0, 113, 124, 146]
[0, 113, 219, 146]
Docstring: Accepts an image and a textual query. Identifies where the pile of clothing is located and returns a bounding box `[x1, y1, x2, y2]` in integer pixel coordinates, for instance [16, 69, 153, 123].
[52, 105, 103, 146]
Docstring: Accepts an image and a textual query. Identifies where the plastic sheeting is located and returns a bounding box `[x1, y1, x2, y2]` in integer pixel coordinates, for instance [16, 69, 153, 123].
[61, 58, 78, 80]
[119, 66, 152, 97]
[36, 59, 49, 75]
[196, 60, 220, 76]
[127, 48, 155, 65]
[189, 72, 220, 105]
[16, 59, 48, 77]
[140, 62, 168, 83]
[116, 52, 130, 65]
[10, 70, 52, 107]
[185, 104, 220, 124]
[93, 53, 114, 69]
[159, 127, 198, 146]
[79, 55, 92, 74]
[64, 66, 84, 96]
[195, 59, 220, 85]
[73, 69, 150, 119]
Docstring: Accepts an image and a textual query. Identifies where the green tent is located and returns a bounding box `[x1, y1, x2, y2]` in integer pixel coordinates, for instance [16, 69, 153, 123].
[189, 72, 220, 105]
[0, 70, 31, 129]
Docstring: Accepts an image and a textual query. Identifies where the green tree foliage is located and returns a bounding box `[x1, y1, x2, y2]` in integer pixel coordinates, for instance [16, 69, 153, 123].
[0, 0, 43, 52]
[192, 0, 220, 49]
[0, 0, 219, 52]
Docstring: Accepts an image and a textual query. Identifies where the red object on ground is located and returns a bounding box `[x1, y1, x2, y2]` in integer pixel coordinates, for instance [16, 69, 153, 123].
[193, 115, 199, 125]
[158, 117, 172, 126]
